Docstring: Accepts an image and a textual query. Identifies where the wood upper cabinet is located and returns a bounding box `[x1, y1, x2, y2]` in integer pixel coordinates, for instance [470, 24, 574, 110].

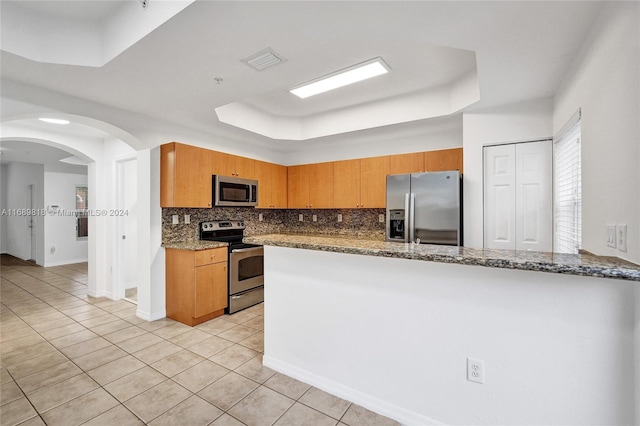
[333, 159, 361, 208]
[288, 162, 333, 208]
[161, 142, 214, 208]
[360, 156, 389, 208]
[255, 160, 288, 208]
[334, 157, 389, 208]
[166, 247, 228, 326]
[424, 148, 463, 173]
[389, 152, 424, 175]
[211, 151, 255, 178]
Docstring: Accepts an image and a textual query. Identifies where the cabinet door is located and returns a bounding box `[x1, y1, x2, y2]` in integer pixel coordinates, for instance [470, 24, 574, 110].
[235, 156, 255, 178]
[309, 162, 334, 208]
[424, 148, 463, 173]
[333, 159, 361, 208]
[271, 164, 288, 208]
[211, 151, 235, 176]
[287, 165, 309, 208]
[173, 143, 214, 208]
[360, 156, 389, 208]
[389, 152, 424, 174]
[254, 160, 272, 208]
[194, 262, 227, 318]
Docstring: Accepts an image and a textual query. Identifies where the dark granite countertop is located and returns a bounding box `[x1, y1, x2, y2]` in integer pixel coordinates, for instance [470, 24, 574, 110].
[163, 241, 228, 251]
[244, 234, 640, 282]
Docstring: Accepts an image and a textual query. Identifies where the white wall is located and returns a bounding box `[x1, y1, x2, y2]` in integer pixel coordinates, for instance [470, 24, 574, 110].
[284, 114, 463, 165]
[264, 246, 637, 425]
[43, 171, 88, 266]
[0, 165, 7, 253]
[462, 98, 553, 248]
[4, 162, 45, 264]
[553, 1, 640, 265]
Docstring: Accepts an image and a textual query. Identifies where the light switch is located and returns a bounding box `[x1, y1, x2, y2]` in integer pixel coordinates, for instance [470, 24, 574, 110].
[606, 225, 616, 248]
[617, 224, 627, 252]
[172, 215, 179, 225]
[312, 215, 317, 222]
[259, 213, 263, 222]
[337, 214, 342, 222]
[299, 214, 303, 222]
[184, 215, 190, 224]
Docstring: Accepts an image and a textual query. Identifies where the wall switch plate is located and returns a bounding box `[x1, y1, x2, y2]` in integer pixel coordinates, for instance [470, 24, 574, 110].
[467, 358, 485, 384]
[299, 214, 303, 222]
[379, 214, 385, 223]
[184, 214, 190, 224]
[312, 214, 317, 222]
[172, 215, 179, 225]
[606, 225, 617, 248]
[259, 213, 263, 222]
[617, 224, 627, 252]
[337, 213, 343, 222]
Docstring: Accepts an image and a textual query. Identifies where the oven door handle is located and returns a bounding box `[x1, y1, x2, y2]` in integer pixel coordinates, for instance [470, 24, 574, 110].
[231, 247, 263, 253]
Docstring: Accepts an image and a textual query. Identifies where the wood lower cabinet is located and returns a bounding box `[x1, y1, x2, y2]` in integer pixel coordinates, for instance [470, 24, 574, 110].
[166, 247, 228, 326]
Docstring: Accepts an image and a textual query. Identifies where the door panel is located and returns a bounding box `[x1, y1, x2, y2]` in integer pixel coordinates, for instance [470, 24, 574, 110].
[483, 141, 552, 251]
[484, 145, 516, 250]
[515, 141, 552, 251]
[195, 262, 227, 317]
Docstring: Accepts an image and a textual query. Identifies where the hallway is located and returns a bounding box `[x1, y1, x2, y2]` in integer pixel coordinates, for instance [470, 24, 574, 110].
[0, 255, 398, 426]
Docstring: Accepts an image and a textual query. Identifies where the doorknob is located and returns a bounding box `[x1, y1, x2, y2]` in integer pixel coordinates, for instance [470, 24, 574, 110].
[122, 235, 126, 240]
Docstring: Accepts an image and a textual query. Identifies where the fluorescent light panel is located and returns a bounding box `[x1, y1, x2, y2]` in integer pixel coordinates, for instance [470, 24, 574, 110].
[39, 118, 70, 124]
[290, 57, 390, 99]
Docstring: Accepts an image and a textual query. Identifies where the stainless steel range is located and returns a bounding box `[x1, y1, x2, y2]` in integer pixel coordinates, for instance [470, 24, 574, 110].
[199, 220, 264, 314]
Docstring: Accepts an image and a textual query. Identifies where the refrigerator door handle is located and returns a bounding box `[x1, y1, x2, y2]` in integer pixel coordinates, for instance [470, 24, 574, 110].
[409, 193, 416, 243]
[404, 193, 410, 243]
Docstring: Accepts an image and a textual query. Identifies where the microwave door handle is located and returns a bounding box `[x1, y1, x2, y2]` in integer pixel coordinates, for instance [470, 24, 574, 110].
[409, 193, 416, 243]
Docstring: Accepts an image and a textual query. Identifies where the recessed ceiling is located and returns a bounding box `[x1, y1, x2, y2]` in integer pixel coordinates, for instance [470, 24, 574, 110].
[0, 1, 604, 148]
[0, 140, 88, 174]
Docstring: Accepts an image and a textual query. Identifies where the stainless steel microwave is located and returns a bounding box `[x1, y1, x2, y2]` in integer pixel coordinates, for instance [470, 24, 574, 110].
[213, 175, 258, 207]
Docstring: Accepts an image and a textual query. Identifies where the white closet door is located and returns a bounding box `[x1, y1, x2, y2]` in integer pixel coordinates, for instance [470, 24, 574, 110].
[484, 141, 552, 251]
[484, 144, 516, 250]
[515, 140, 552, 252]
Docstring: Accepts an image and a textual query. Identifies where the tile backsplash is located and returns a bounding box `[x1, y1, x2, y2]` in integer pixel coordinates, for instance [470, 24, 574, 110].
[162, 207, 385, 245]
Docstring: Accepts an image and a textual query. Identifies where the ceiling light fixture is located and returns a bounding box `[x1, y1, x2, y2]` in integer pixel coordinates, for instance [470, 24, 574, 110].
[289, 57, 390, 99]
[38, 118, 70, 125]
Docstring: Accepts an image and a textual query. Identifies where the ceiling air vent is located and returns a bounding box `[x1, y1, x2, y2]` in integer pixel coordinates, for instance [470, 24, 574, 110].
[242, 48, 286, 71]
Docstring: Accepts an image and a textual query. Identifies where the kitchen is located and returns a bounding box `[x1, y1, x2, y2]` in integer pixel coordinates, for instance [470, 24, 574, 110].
[1, 1, 639, 425]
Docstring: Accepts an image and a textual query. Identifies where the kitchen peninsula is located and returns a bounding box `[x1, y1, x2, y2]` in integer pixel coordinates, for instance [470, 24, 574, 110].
[245, 234, 640, 425]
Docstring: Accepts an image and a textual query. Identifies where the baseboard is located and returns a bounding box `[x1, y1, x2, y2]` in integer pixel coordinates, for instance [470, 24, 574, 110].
[44, 258, 88, 267]
[86, 288, 106, 298]
[262, 355, 444, 426]
[136, 308, 165, 322]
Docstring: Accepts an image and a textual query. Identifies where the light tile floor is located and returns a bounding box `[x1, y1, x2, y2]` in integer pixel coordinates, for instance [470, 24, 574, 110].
[0, 255, 400, 426]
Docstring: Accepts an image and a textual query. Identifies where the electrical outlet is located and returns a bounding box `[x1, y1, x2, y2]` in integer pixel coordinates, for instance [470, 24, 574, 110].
[617, 224, 627, 252]
[172, 215, 179, 225]
[606, 225, 617, 248]
[184, 214, 190, 224]
[299, 214, 303, 222]
[312, 214, 317, 222]
[379, 214, 385, 223]
[258, 213, 263, 222]
[467, 358, 484, 384]
[337, 213, 343, 222]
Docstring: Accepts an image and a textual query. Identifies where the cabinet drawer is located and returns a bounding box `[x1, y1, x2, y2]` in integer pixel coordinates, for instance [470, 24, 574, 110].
[195, 247, 227, 266]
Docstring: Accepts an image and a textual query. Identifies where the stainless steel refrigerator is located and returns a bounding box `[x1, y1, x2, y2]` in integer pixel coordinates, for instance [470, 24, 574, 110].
[386, 171, 463, 246]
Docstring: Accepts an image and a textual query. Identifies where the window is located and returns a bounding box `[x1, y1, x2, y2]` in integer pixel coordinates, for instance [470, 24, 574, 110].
[553, 111, 581, 254]
[76, 186, 88, 238]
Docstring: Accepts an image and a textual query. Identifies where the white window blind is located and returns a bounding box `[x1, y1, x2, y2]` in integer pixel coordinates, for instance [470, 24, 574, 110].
[554, 112, 581, 254]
